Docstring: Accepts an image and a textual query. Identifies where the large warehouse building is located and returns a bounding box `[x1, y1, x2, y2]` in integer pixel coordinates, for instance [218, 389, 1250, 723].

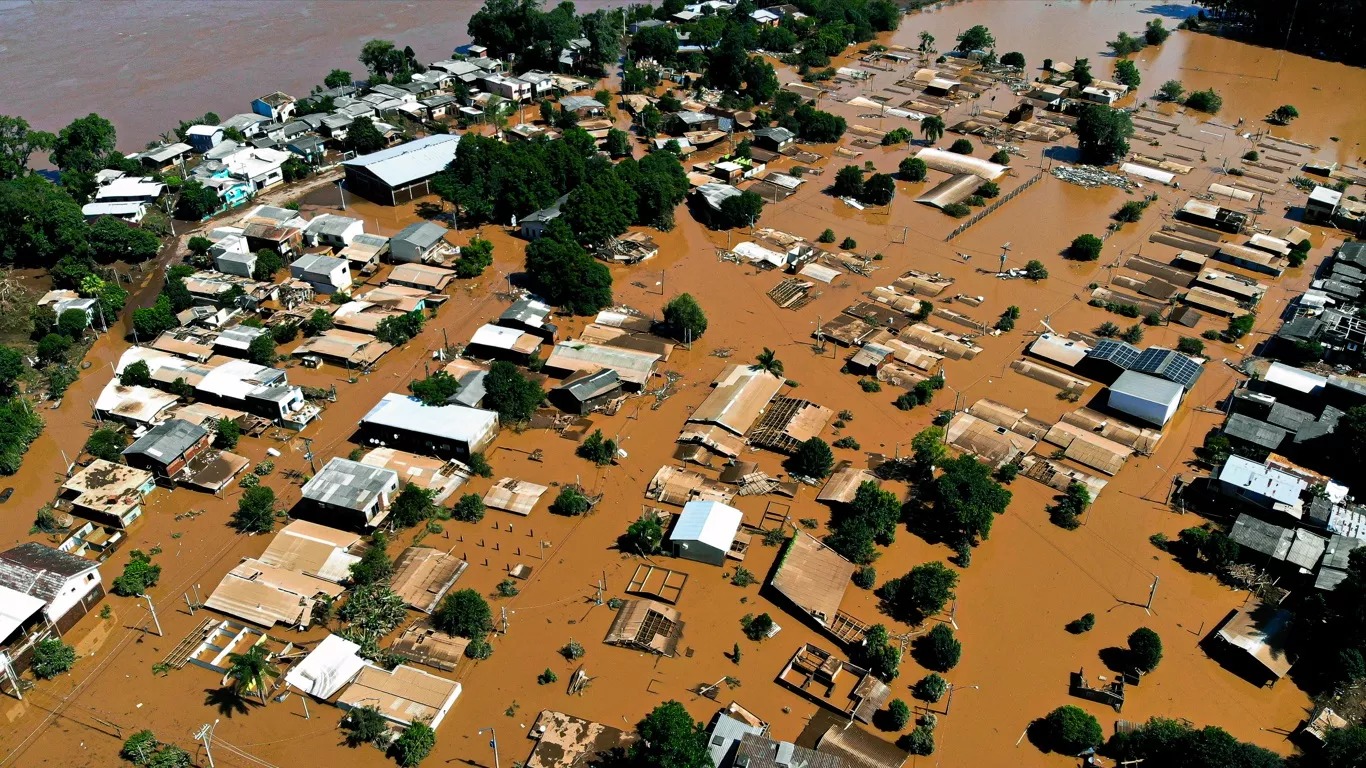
[342, 134, 460, 205]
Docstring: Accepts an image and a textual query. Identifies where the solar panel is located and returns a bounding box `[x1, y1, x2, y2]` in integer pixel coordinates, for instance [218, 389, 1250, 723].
[1133, 348, 1203, 389]
[1089, 339, 1141, 368]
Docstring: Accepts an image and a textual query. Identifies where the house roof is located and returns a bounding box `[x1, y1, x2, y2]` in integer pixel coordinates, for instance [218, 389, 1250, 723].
[522, 193, 569, 224]
[394, 220, 450, 249]
[198, 359, 286, 401]
[390, 547, 467, 613]
[1110, 370, 1183, 405]
[1219, 454, 1307, 508]
[500, 297, 553, 328]
[1263, 362, 1326, 395]
[1130, 347, 1203, 389]
[697, 182, 742, 210]
[1230, 514, 1294, 559]
[291, 253, 348, 275]
[142, 142, 193, 163]
[469, 323, 541, 353]
[0, 543, 101, 604]
[688, 364, 785, 436]
[122, 418, 207, 464]
[603, 598, 684, 656]
[95, 380, 179, 424]
[557, 369, 622, 402]
[342, 134, 460, 188]
[1028, 333, 1090, 367]
[205, 558, 343, 628]
[1216, 600, 1294, 678]
[258, 520, 362, 583]
[305, 214, 362, 238]
[361, 393, 498, 444]
[336, 664, 462, 728]
[1223, 414, 1289, 450]
[669, 500, 743, 552]
[545, 341, 660, 386]
[561, 95, 605, 112]
[301, 457, 398, 512]
[284, 633, 369, 698]
[770, 532, 855, 623]
[0, 584, 46, 641]
[735, 732, 845, 768]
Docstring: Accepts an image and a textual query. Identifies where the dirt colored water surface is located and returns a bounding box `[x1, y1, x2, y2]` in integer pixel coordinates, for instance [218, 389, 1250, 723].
[1, 2, 1363, 768]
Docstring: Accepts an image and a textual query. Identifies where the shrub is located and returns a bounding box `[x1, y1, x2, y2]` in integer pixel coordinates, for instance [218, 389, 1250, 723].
[121, 730, 159, 765]
[1068, 234, 1103, 261]
[741, 612, 775, 641]
[990, 149, 1011, 165]
[818, 228, 836, 243]
[913, 673, 948, 702]
[551, 485, 591, 516]
[1243, 150, 1260, 162]
[112, 550, 162, 596]
[1128, 627, 1163, 673]
[915, 624, 961, 671]
[899, 726, 934, 755]
[1066, 613, 1096, 634]
[853, 566, 877, 589]
[537, 668, 558, 685]
[858, 379, 881, 393]
[787, 437, 835, 478]
[452, 493, 485, 522]
[899, 157, 927, 181]
[995, 463, 1018, 484]
[468, 452, 492, 478]
[840, 237, 857, 250]
[433, 589, 493, 639]
[85, 427, 128, 463]
[976, 181, 1000, 198]
[1120, 324, 1144, 344]
[731, 567, 757, 587]
[31, 638, 77, 679]
[391, 721, 436, 767]
[1177, 337, 1205, 356]
[342, 706, 390, 748]
[948, 138, 973, 155]
[561, 640, 586, 660]
[232, 485, 276, 533]
[576, 429, 618, 465]
[884, 699, 912, 731]
[497, 578, 520, 597]
[213, 417, 241, 450]
[1041, 705, 1103, 754]
[1184, 88, 1223, 113]
[943, 203, 970, 218]
[1115, 200, 1147, 223]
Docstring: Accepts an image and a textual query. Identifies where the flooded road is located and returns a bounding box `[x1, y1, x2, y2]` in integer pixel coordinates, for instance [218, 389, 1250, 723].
[1, 1, 1362, 768]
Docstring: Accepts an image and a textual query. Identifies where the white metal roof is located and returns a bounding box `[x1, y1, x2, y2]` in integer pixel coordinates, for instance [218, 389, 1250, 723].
[95, 380, 179, 424]
[0, 584, 46, 641]
[197, 359, 282, 401]
[470, 323, 525, 350]
[82, 201, 146, 217]
[95, 177, 165, 200]
[285, 634, 372, 698]
[1263, 361, 1326, 394]
[361, 392, 498, 443]
[1219, 454, 1307, 508]
[1110, 370, 1182, 405]
[669, 500, 743, 551]
[342, 134, 460, 188]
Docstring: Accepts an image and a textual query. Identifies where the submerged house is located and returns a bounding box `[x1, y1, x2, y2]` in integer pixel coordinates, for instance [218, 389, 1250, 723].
[299, 458, 401, 529]
[0, 543, 104, 643]
[667, 500, 744, 566]
[342, 134, 461, 205]
[359, 393, 499, 461]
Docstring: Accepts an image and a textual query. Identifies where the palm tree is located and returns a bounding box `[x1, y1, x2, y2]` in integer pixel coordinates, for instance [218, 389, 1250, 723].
[753, 347, 784, 378]
[224, 645, 279, 705]
[921, 116, 945, 145]
[918, 31, 936, 55]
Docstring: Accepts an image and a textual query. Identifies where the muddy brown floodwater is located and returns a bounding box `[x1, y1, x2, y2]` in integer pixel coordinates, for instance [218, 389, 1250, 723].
[2, 2, 1363, 768]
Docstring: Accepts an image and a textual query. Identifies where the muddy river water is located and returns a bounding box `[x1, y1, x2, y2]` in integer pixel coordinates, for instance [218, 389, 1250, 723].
[1, 2, 1363, 768]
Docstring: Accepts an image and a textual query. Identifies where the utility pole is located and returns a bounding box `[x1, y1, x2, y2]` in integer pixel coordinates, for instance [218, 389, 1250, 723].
[337, 179, 347, 210]
[998, 241, 1011, 274]
[500, 606, 509, 634]
[479, 727, 501, 768]
[142, 594, 162, 636]
[1145, 576, 1159, 614]
[193, 720, 219, 768]
[943, 683, 978, 716]
[302, 437, 318, 474]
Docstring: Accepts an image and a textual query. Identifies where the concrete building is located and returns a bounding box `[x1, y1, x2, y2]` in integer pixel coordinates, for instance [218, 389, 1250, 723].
[290, 253, 353, 294]
[303, 214, 365, 249]
[299, 457, 401, 529]
[0, 543, 104, 637]
[359, 393, 499, 461]
[390, 221, 451, 263]
[1217, 454, 1308, 517]
[668, 500, 743, 566]
[519, 194, 568, 240]
[122, 418, 213, 481]
[1305, 185, 1343, 224]
[58, 460, 158, 529]
[1107, 370, 1183, 426]
[186, 124, 225, 152]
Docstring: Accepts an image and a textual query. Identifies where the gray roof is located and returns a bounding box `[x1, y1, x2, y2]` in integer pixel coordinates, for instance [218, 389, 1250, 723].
[123, 418, 208, 464]
[734, 732, 844, 768]
[522, 194, 569, 225]
[342, 134, 460, 188]
[217, 324, 268, 348]
[560, 369, 621, 402]
[220, 113, 269, 131]
[1266, 402, 1315, 432]
[708, 714, 765, 768]
[698, 182, 742, 210]
[500, 297, 552, 327]
[306, 214, 363, 238]
[452, 370, 488, 408]
[754, 126, 795, 143]
[1223, 413, 1289, 450]
[1295, 405, 1342, 444]
[1110, 369, 1183, 405]
[1286, 528, 1328, 570]
[1230, 514, 1293, 560]
[1322, 535, 1364, 572]
[673, 111, 712, 126]
[1337, 241, 1366, 268]
[142, 142, 193, 162]
[301, 457, 398, 512]
[291, 253, 348, 274]
[561, 95, 605, 112]
[394, 221, 449, 249]
[0, 543, 100, 603]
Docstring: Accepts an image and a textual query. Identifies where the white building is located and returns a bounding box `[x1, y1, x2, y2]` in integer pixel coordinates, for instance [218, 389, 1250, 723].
[303, 214, 365, 249]
[0, 543, 104, 635]
[390, 221, 450, 263]
[1108, 370, 1183, 426]
[667, 500, 743, 566]
[360, 393, 499, 461]
[222, 147, 291, 190]
[290, 253, 352, 294]
[94, 176, 165, 204]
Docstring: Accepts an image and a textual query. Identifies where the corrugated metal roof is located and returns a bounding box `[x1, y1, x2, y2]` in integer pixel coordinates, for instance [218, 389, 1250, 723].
[342, 134, 460, 188]
[301, 457, 398, 513]
[123, 418, 207, 463]
[669, 500, 743, 552]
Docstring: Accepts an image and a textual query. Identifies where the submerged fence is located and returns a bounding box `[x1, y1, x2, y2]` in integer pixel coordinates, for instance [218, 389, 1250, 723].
[945, 171, 1044, 242]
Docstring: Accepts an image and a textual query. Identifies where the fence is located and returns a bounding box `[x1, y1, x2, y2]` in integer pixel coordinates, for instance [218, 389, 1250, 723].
[944, 171, 1044, 241]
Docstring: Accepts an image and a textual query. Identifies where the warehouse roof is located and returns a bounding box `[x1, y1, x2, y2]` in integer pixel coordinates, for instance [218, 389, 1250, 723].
[342, 134, 460, 187]
[361, 393, 498, 443]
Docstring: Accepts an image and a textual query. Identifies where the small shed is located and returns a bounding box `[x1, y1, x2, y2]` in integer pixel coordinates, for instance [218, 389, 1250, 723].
[1210, 599, 1294, 685]
[667, 500, 743, 566]
[603, 598, 684, 656]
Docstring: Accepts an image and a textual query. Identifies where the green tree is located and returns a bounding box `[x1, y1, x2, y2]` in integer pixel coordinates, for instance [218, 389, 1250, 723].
[913, 673, 947, 702]
[359, 39, 405, 79]
[50, 113, 117, 196]
[576, 429, 617, 465]
[86, 427, 128, 462]
[1049, 481, 1091, 530]
[879, 561, 958, 622]
[899, 156, 928, 181]
[1076, 105, 1134, 166]
[604, 128, 631, 158]
[392, 720, 436, 767]
[788, 437, 835, 479]
[663, 293, 707, 341]
[863, 173, 896, 205]
[1072, 57, 1094, 87]
[452, 493, 486, 523]
[175, 179, 220, 219]
[927, 455, 1012, 544]
[0, 115, 55, 181]
[621, 512, 664, 555]
[455, 236, 494, 278]
[525, 221, 613, 315]
[884, 699, 911, 731]
[551, 484, 590, 516]
[350, 536, 393, 586]
[0, 345, 23, 392]
[915, 623, 961, 671]
[712, 190, 764, 230]
[408, 371, 461, 406]
[1114, 59, 1142, 88]
[1270, 104, 1299, 124]
[948, 138, 973, 155]
[1144, 18, 1170, 45]
[1024, 260, 1049, 280]
[0, 175, 90, 265]
[232, 485, 276, 533]
[1000, 51, 1025, 68]
[391, 483, 436, 528]
[1069, 233, 1104, 261]
[1127, 627, 1163, 673]
[856, 624, 902, 682]
[121, 730, 159, 765]
[31, 638, 77, 679]
[346, 116, 387, 154]
[433, 588, 493, 639]
[342, 706, 390, 748]
[630, 701, 712, 768]
[1318, 725, 1366, 768]
[1185, 88, 1223, 113]
[324, 68, 353, 88]
[1108, 717, 1295, 768]
[53, 308, 87, 339]
[35, 333, 71, 365]
[214, 417, 241, 450]
[1042, 705, 1103, 754]
[753, 347, 784, 377]
[562, 165, 635, 248]
[375, 312, 424, 345]
[253, 248, 284, 281]
[1158, 79, 1185, 102]
[482, 360, 544, 422]
[955, 24, 995, 53]
[111, 549, 162, 596]
[833, 165, 865, 199]
[301, 308, 334, 336]
[225, 645, 279, 704]
[89, 215, 160, 264]
[246, 334, 277, 366]
[920, 115, 945, 144]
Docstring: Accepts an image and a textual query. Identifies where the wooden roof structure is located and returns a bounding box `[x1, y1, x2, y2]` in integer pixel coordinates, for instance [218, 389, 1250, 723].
[770, 532, 855, 627]
[483, 477, 549, 516]
[748, 397, 834, 455]
[603, 599, 684, 656]
[1043, 421, 1134, 476]
[390, 547, 467, 613]
[388, 620, 470, 672]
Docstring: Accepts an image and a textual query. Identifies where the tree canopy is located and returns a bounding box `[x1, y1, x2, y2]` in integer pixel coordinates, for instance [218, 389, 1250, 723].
[1075, 105, 1134, 166]
[787, 437, 835, 479]
[925, 454, 1012, 545]
[662, 293, 707, 342]
[433, 588, 493, 639]
[409, 370, 461, 406]
[629, 701, 713, 768]
[482, 360, 544, 422]
[524, 220, 613, 314]
[1108, 717, 1285, 768]
[879, 561, 958, 623]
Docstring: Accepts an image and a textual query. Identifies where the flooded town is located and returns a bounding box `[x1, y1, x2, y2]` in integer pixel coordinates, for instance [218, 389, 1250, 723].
[0, 2, 1363, 768]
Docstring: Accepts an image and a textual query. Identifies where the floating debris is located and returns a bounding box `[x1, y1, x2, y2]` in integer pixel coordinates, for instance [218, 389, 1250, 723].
[1051, 164, 1135, 191]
